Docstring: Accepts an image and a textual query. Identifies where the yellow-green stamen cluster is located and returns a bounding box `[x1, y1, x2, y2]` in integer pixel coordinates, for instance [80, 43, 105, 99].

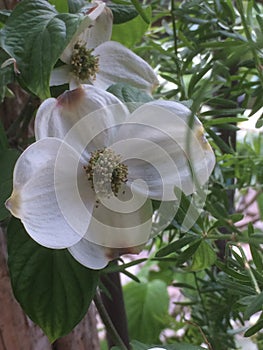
[85, 148, 128, 198]
[70, 42, 99, 81]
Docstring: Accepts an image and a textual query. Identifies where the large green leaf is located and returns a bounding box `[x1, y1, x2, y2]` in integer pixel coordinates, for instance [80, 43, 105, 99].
[111, 6, 151, 47]
[2, 0, 82, 99]
[7, 218, 99, 342]
[0, 149, 19, 220]
[124, 279, 169, 343]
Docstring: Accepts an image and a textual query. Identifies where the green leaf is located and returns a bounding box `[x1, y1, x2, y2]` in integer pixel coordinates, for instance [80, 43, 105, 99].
[7, 218, 99, 342]
[156, 234, 198, 258]
[176, 239, 202, 266]
[201, 108, 245, 117]
[111, 6, 151, 47]
[0, 117, 8, 150]
[0, 9, 11, 24]
[244, 314, 263, 337]
[68, 0, 86, 14]
[244, 291, 263, 320]
[257, 192, 263, 220]
[0, 149, 19, 220]
[49, 0, 69, 13]
[190, 240, 217, 271]
[2, 0, 82, 99]
[124, 279, 169, 343]
[204, 117, 248, 126]
[250, 244, 263, 272]
[109, 4, 139, 24]
[107, 82, 153, 112]
[216, 261, 250, 282]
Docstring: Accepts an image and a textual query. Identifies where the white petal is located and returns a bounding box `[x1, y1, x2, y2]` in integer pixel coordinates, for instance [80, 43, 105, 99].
[35, 85, 130, 154]
[93, 41, 159, 93]
[49, 66, 70, 86]
[85, 1, 106, 21]
[84, 187, 153, 248]
[113, 101, 215, 200]
[60, 2, 105, 63]
[68, 239, 110, 270]
[6, 138, 94, 248]
[83, 6, 113, 49]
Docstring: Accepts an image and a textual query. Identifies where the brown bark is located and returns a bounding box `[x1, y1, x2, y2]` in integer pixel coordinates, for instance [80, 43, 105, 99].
[0, 229, 52, 350]
[53, 304, 100, 350]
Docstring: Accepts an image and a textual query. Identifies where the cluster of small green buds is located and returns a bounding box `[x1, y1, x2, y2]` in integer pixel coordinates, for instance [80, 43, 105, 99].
[70, 42, 99, 81]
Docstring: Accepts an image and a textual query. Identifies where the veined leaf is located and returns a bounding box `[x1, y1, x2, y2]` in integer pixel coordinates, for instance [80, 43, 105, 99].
[2, 0, 82, 99]
[124, 279, 169, 343]
[7, 219, 99, 342]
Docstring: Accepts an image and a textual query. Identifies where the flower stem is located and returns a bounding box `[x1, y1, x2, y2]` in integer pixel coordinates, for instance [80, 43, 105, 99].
[93, 291, 128, 350]
[96, 261, 130, 350]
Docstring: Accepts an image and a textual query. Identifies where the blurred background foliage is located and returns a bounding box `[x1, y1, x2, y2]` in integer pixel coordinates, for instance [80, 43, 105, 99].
[114, 0, 263, 349]
[1, 0, 263, 349]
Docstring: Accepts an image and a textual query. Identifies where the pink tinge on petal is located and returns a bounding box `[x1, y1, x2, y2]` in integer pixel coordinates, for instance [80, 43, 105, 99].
[84, 1, 106, 21]
[84, 5, 113, 50]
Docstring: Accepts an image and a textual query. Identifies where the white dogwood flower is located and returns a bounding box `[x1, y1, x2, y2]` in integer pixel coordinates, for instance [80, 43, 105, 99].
[6, 86, 215, 269]
[50, 2, 158, 92]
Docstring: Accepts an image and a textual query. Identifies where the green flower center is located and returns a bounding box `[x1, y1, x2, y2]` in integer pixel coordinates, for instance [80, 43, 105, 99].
[85, 148, 128, 198]
[70, 42, 99, 81]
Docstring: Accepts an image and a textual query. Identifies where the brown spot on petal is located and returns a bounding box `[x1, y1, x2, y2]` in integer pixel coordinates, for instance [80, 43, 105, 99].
[105, 244, 146, 260]
[195, 125, 211, 151]
[5, 191, 21, 218]
[57, 86, 85, 110]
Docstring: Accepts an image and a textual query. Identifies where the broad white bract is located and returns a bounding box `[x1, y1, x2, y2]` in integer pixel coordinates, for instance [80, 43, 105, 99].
[6, 86, 215, 269]
[50, 1, 159, 93]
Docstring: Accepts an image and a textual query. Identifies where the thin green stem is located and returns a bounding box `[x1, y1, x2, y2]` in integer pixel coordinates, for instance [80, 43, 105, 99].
[235, 243, 261, 295]
[130, 0, 149, 24]
[93, 291, 128, 350]
[170, 0, 187, 99]
[194, 272, 210, 327]
[171, 0, 178, 58]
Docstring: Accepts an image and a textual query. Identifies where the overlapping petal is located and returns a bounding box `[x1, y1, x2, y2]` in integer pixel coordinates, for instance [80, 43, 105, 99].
[6, 86, 215, 270]
[6, 138, 94, 248]
[60, 1, 106, 64]
[68, 239, 111, 270]
[93, 41, 159, 93]
[113, 101, 215, 200]
[83, 5, 113, 50]
[84, 188, 153, 248]
[35, 85, 129, 154]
